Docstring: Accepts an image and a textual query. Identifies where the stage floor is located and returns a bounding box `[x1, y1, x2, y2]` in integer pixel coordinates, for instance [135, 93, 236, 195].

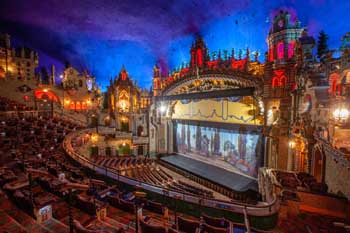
[161, 154, 258, 192]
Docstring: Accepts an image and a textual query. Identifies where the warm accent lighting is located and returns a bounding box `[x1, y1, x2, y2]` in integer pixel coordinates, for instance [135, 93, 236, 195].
[160, 105, 166, 113]
[289, 140, 295, 149]
[91, 133, 98, 145]
[120, 100, 127, 110]
[43, 89, 48, 92]
[333, 108, 349, 120]
[121, 116, 128, 122]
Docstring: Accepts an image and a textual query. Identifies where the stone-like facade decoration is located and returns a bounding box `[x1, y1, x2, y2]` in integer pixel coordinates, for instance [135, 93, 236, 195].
[106, 67, 151, 155]
[293, 30, 350, 199]
[149, 35, 264, 158]
[0, 33, 38, 81]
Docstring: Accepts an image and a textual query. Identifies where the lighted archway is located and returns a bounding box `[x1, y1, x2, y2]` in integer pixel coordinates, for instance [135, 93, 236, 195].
[272, 77, 279, 87]
[34, 89, 59, 102]
[277, 42, 284, 59]
[288, 41, 295, 59]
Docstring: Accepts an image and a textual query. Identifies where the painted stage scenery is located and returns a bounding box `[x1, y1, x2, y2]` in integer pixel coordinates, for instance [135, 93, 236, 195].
[175, 122, 262, 178]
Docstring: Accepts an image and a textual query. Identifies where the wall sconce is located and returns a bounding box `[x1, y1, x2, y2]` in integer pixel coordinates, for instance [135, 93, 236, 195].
[91, 133, 98, 145]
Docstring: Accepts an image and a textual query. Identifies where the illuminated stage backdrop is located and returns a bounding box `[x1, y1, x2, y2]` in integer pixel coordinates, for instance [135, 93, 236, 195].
[175, 122, 263, 178]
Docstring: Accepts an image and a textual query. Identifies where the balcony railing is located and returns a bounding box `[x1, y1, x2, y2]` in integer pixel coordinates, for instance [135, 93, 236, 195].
[63, 129, 280, 217]
[314, 133, 350, 168]
[132, 136, 149, 144]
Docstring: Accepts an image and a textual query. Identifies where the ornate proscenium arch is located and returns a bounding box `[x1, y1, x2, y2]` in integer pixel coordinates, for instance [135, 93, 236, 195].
[155, 69, 264, 126]
[161, 71, 263, 96]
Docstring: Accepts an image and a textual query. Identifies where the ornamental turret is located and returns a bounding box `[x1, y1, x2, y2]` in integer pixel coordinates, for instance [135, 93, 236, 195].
[153, 65, 161, 96]
[190, 35, 209, 68]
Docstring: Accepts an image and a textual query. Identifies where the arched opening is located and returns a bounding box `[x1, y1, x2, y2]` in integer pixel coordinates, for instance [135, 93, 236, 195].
[312, 147, 324, 183]
[75, 101, 81, 110]
[279, 75, 287, 87]
[288, 41, 295, 59]
[120, 117, 129, 132]
[277, 42, 284, 59]
[34, 89, 59, 102]
[70, 102, 75, 110]
[272, 77, 279, 88]
[138, 145, 144, 155]
[137, 125, 144, 136]
[34, 89, 59, 116]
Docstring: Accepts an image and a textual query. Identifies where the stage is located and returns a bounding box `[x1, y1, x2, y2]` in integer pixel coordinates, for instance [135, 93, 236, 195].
[160, 154, 258, 192]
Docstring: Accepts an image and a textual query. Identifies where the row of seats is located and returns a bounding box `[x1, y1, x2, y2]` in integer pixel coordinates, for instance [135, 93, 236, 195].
[95, 156, 153, 171]
[160, 161, 259, 204]
[0, 96, 33, 111]
[0, 111, 131, 232]
[273, 170, 328, 194]
[140, 214, 247, 233]
[278, 212, 349, 233]
[129, 166, 214, 198]
[91, 154, 215, 198]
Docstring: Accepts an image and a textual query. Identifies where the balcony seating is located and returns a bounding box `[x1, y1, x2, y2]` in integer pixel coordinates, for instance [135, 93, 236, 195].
[201, 214, 229, 229]
[75, 195, 98, 216]
[74, 220, 106, 233]
[274, 170, 330, 195]
[202, 223, 227, 233]
[106, 194, 135, 213]
[144, 200, 164, 214]
[0, 96, 33, 111]
[140, 219, 166, 233]
[11, 190, 34, 217]
[168, 227, 179, 233]
[177, 216, 200, 233]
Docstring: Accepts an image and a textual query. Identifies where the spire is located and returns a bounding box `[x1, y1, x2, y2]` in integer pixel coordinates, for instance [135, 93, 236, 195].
[190, 34, 208, 68]
[238, 49, 243, 59]
[246, 47, 250, 61]
[218, 50, 222, 60]
[254, 51, 259, 62]
[153, 64, 160, 78]
[119, 65, 128, 81]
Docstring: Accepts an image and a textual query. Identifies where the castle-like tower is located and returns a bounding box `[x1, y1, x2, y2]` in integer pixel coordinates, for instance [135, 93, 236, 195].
[263, 10, 304, 170]
[0, 33, 38, 81]
[153, 65, 161, 96]
[190, 35, 209, 68]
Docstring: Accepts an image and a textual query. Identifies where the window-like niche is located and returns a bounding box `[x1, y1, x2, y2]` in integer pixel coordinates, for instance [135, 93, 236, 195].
[277, 42, 284, 59]
[118, 90, 130, 112]
[288, 41, 295, 59]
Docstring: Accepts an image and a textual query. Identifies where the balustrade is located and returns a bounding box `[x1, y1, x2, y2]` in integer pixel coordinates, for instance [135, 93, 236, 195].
[63, 129, 280, 217]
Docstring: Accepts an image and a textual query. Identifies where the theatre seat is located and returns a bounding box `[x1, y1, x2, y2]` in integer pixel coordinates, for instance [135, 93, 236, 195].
[74, 220, 105, 233]
[202, 214, 229, 229]
[202, 223, 227, 233]
[177, 216, 200, 233]
[144, 200, 164, 214]
[140, 219, 166, 233]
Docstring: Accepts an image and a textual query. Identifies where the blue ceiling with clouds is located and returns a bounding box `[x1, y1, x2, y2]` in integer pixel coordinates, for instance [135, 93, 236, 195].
[0, 0, 349, 90]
